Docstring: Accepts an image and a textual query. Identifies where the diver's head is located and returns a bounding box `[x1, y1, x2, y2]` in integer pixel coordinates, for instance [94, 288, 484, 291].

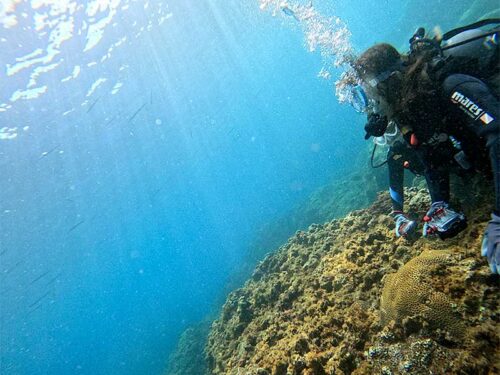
[354, 43, 401, 79]
[351, 43, 405, 115]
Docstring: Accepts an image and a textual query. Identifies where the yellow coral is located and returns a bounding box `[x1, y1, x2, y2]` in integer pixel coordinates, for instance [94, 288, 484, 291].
[381, 250, 463, 336]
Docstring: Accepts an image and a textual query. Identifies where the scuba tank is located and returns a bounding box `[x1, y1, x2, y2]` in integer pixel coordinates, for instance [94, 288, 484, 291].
[408, 19, 499, 81]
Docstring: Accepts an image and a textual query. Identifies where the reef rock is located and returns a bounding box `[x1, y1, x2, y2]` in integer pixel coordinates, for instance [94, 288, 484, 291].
[165, 321, 210, 375]
[206, 188, 499, 374]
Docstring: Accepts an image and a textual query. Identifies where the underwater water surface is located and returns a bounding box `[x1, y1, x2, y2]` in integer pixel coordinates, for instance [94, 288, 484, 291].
[0, 0, 494, 374]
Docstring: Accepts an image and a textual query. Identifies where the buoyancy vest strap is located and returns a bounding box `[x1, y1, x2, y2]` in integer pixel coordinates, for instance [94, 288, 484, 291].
[442, 18, 500, 41]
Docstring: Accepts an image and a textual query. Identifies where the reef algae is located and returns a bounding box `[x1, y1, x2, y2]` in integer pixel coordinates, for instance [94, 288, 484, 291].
[206, 188, 499, 374]
[164, 321, 210, 375]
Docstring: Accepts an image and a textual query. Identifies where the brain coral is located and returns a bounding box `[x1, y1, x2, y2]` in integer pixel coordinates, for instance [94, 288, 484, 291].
[381, 250, 464, 337]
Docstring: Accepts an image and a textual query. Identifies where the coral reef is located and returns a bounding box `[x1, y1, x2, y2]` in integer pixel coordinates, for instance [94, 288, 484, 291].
[164, 321, 210, 375]
[206, 187, 499, 374]
[380, 250, 465, 339]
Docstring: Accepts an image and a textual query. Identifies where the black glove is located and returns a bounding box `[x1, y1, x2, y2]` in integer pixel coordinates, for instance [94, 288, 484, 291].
[364, 113, 388, 140]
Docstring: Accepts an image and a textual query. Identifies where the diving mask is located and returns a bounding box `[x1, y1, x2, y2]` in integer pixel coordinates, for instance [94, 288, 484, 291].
[366, 69, 396, 89]
[350, 85, 377, 113]
[349, 70, 395, 113]
[351, 60, 404, 113]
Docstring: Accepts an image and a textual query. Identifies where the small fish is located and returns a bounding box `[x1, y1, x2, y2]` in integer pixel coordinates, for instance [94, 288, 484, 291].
[39, 144, 61, 159]
[68, 219, 85, 233]
[28, 290, 52, 308]
[150, 90, 153, 105]
[44, 272, 62, 287]
[151, 188, 162, 199]
[30, 270, 50, 285]
[281, 5, 299, 21]
[4, 259, 24, 274]
[105, 115, 117, 126]
[86, 97, 100, 113]
[128, 103, 147, 123]
[252, 85, 265, 100]
[27, 302, 44, 316]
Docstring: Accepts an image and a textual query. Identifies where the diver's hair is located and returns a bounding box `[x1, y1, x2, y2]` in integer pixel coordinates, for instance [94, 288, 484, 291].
[395, 49, 440, 123]
[355, 43, 441, 125]
[354, 43, 401, 78]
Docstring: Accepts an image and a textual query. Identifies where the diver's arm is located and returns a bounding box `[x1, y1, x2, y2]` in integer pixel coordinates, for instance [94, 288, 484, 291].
[387, 147, 405, 212]
[442, 74, 499, 214]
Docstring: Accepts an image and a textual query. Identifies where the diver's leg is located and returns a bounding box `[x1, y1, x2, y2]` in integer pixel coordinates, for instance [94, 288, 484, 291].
[388, 148, 405, 212]
[424, 167, 450, 204]
[388, 146, 416, 237]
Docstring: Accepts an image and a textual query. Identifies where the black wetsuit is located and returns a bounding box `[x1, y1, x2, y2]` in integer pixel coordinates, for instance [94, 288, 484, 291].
[388, 140, 425, 212]
[405, 73, 499, 214]
[386, 136, 470, 212]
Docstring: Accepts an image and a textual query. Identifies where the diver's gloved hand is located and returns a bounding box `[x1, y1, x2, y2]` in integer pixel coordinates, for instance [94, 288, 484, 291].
[392, 211, 417, 237]
[481, 213, 500, 274]
[422, 201, 467, 240]
[364, 113, 388, 140]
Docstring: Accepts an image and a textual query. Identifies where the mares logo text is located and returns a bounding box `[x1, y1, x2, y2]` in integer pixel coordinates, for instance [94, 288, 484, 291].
[451, 91, 494, 125]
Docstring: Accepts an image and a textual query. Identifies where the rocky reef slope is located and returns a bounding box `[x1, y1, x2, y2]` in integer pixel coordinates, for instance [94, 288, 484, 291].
[206, 188, 499, 374]
[164, 321, 210, 375]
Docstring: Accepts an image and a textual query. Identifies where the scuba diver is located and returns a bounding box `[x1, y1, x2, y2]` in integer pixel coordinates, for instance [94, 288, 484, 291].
[349, 19, 500, 273]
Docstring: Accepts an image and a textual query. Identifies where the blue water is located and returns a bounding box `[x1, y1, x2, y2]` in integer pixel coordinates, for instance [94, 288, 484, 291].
[0, 0, 487, 374]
